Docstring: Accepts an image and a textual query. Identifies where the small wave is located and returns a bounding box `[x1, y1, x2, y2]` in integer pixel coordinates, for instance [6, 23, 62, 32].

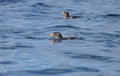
[46, 25, 80, 30]
[15, 45, 33, 48]
[24, 36, 46, 40]
[22, 13, 42, 20]
[0, 44, 33, 49]
[104, 44, 117, 48]
[22, 14, 41, 17]
[0, 61, 16, 65]
[115, 31, 120, 33]
[95, 33, 120, 46]
[25, 68, 74, 74]
[107, 60, 120, 63]
[0, 0, 21, 3]
[98, 33, 120, 40]
[101, 49, 111, 52]
[0, 46, 15, 50]
[62, 52, 74, 55]
[99, 14, 120, 18]
[74, 67, 99, 72]
[0, 0, 25, 5]
[93, 14, 120, 22]
[0, 19, 4, 23]
[116, 70, 120, 72]
[70, 54, 112, 61]
[82, 32, 120, 46]
[31, 2, 52, 8]
[98, 14, 120, 22]
[79, 32, 95, 36]
[106, 14, 120, 17]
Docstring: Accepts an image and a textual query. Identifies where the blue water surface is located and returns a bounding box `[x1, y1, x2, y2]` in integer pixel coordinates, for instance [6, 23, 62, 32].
[0, 0, 120, 76]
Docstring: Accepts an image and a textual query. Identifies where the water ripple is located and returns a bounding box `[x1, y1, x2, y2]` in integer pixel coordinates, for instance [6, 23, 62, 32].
[0, 43, 33, 50]
[105, 14, 120, 18]
[107, 60, 120, 63]
[98, 14, 120, 22]
[74, 67, 99, 72]
[80, 32, 120, 46]
[116, 70, 120, 72]
[31, 2, 52, 8]
[0, 61, 16, 65]
[0, 0, 25, 5]
[101, 49, 111, 52]
[94, 32, 120, 46]
[0, 46, 15, 50]
[47, 25, 80, 29]
[23, 14, 41, 18]
[26, 68, 74, 74]
[24, 36, 46, 40]
[15, 44, 33, 48]
[70, 54, 112, 61]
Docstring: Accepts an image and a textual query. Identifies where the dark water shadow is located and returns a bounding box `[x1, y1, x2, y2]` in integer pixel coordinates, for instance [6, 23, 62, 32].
[115, 70, 120, 72]
[70, 54, 112, 61]
[0, 73, 4, 76]
[115, 31, 120, 33]
[93, 14, 120, 22]
[0, 19, 4, 23]
[46, 25, 80, 30]
[74, 67, 99, 72]
[45, 25, 80, 32]
[0, 61, 16, 65]
[11, 28, 46, 40]
[0, 0, 25, 5]
[62, 51, 74, 55]
[24, 36, 46, 40]
[106, 60, 120, 63]
[101, 49, 112, 52]
[31, 2, 53, 8]
[0, 46, 15, 50]
[31, 2, 61, 10]
[80, 31, 120, 47]
[104, 44, 117, 48]
[29, 2, 59, 17]
[18, 32, 46, 40]
[79, 31, 95, 36]
[105, 14, 120, 18]
[45, 25, 92, 32]
[0, 0, 23, 3]
[0, 43, 33, 50]
[15, 44, 33, 49]
[22, 14, 41, 18]
[71, 0, 90, 2]
[94, 32, 120, 47]
[25, 68, 74, 74]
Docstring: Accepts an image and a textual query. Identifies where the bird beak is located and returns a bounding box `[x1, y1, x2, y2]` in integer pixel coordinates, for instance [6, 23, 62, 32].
[49, 33, 54, 36]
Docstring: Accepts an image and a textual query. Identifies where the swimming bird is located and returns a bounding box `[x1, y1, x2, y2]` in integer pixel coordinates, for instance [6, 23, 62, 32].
[49, 32, 77, 40]
[61, 11, 80, 19]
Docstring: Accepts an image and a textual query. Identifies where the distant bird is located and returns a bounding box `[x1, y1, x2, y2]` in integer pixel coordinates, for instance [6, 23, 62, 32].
[61, 11, 80, 19]
[49, 32, 77, 40]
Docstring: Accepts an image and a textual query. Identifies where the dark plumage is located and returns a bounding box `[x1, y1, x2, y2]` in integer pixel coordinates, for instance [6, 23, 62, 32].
[61, 11, 80, 19]
[49, 32, 77, 40]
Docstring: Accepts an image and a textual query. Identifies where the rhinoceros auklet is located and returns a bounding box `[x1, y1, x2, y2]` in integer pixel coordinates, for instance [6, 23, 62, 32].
[49, 32, 77, 40]
[61, 11, 80, 19]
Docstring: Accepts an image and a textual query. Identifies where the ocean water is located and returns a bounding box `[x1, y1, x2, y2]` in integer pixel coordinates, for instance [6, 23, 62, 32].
[0, 0, 120, 76]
